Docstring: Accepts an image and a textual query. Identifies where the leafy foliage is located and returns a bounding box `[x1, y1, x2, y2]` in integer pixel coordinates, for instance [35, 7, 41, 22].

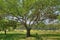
[0, 0, 60, 37]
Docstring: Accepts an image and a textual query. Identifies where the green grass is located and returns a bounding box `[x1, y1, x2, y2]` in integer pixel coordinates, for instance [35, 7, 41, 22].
[0, 34, 60, 40]
[0, 34, 26, 40]
[0, 30, 60, 40]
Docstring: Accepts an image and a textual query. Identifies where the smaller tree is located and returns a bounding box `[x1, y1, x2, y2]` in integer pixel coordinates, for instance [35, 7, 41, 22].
[0, 18, 17, 35]
[0, 18, 9, 35]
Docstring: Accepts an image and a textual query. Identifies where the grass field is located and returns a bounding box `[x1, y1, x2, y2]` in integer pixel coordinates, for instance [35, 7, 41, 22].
[0, 30, 60, 40]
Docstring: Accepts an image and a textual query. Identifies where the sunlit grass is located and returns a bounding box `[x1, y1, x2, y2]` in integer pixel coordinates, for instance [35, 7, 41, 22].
[31, 30, 60, 34]
[0, 30, 60, 34]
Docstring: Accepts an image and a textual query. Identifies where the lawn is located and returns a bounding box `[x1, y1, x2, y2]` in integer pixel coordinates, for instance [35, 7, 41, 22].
[0, 30, 60, 40]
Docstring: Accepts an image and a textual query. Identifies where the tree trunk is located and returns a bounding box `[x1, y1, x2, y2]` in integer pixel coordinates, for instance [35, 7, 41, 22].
[26, 29, 31, 37]
[5, 30, 6, 35]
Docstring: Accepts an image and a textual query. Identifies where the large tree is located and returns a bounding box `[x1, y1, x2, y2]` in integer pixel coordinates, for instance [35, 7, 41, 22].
[0, 0, 60, 37]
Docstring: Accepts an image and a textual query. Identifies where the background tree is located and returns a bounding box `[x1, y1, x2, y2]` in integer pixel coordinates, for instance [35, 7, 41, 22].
[0, 18, 9, 35]
[0, 17, 17, 35]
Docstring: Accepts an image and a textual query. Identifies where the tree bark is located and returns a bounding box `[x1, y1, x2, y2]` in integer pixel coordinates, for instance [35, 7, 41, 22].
[26, 29, 31, 37]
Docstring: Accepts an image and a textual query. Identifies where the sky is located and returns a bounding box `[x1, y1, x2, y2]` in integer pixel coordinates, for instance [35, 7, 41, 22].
[5, 9, 60, 25]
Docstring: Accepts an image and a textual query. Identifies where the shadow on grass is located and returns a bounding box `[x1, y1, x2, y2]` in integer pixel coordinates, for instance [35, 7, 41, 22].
[0, 34, 26, 40]
[0, 34, 60, 40]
